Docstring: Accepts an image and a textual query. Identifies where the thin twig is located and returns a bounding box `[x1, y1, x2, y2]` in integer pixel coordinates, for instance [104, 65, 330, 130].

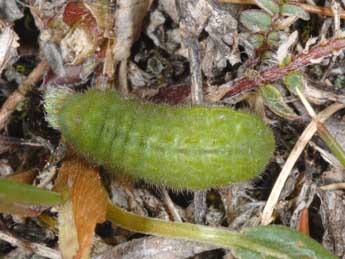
[321, 182, 345, 190]
[261, 103, 345, 225]
[0, 135, 48, 148]
[206, 37, 345, 102]
[0, 231, 61, 259]
[161, 188, 182, 222]
[187, 38, 207, 223]
[187, 37, 206, 223]
[119, 59, 129, 96]
[296, 87, 316, 117]
[296, 86, 345, 167]
[219, 0, 345, 19]
[188, 37, 204, 104]
[177, 0, 206, 224]
[0, 60, 49, 130]
[301, 2, 345, 19]
[194, 190, 207, 224]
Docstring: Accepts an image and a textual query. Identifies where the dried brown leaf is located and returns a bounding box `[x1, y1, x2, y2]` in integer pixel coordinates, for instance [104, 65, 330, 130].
[0, 200, 47, 217]
[0, 27, 19, 74]
[5, 170, 36, 184]
[298, 207, 310, 236]
[59, 199, 79, 259]
[57, 157, 108, 259]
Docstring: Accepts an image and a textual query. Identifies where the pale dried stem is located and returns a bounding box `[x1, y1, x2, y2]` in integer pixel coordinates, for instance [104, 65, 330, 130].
[321, 182, 345, 190]
[161, 188, 183, 222]
[300, 3, 345, 19]
[0, 231, 61, 259]
[0, 60, 49, 130]
[119, 59, 129, 96]
[297, 85, 345, 167]
[261, 102, 345, 225]
[296, 87, 316, 117]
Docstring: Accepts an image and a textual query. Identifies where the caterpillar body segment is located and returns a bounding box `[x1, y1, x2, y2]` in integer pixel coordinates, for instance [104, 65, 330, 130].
[46, 88, 275, 190]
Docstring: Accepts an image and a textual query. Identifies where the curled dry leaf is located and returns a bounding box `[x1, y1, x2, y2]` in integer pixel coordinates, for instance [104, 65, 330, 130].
[113, 0, 152, 62]
[42, 42, 66, 77]
[84, 1, 112, 36]
[61, 2, 100, 65]
[0, 27, 19, 74]
[63, 2, 99, 35]
[61, 27, 95, 65]
[0, 0, 23, 22]
[43, 58, 98, 86]
[56, 157, 108, 259]
[159, 0, 179, 23]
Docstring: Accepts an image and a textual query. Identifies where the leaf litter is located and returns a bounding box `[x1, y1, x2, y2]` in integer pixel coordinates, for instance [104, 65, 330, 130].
[0, 0, 345, 258]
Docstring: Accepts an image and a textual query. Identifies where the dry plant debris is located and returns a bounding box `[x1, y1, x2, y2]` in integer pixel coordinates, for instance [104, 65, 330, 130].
[0, 0, 345, 258]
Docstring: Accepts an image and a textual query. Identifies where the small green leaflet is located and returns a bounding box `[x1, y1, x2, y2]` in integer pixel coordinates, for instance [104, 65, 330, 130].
[281, 4, 310, 21]
[260, 84, 299, 120]
[255, 0, 279, 15]
[240, 10, 272, 33]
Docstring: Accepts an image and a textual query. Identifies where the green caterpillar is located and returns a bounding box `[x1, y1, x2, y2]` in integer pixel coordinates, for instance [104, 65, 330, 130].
[44, 88, 275, 190]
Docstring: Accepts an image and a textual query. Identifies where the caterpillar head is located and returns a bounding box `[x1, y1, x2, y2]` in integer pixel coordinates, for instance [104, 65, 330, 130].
[44, 86, 74, 130]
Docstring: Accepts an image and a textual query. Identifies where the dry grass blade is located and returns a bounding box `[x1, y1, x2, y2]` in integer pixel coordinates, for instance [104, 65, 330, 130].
[320, 183, 345, 190]
[161, 188, 182, 222]
[261, 103, 345, 225]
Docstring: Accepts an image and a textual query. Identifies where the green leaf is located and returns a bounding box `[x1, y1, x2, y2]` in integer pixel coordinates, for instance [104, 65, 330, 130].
[240, 10, 272, 32]
[233, 225, 337, 259]
[107, 202, 337, 259]
[267, 31, 279, 46]
[249, 34, 265, 49]
[281, 4, 310, 20]
[255, 0, 279, 15]
[267, 31, 287, 47]
[284, 72, 305, 95]
[260, 84, 299, 120]
[0, 178, 62, 206]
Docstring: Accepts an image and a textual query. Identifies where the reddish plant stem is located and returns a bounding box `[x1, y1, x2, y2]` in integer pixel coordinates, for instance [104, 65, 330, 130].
[215, 37, 345, 100]
[0, 60, 49, 130]
[219, 0, 345, 19]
